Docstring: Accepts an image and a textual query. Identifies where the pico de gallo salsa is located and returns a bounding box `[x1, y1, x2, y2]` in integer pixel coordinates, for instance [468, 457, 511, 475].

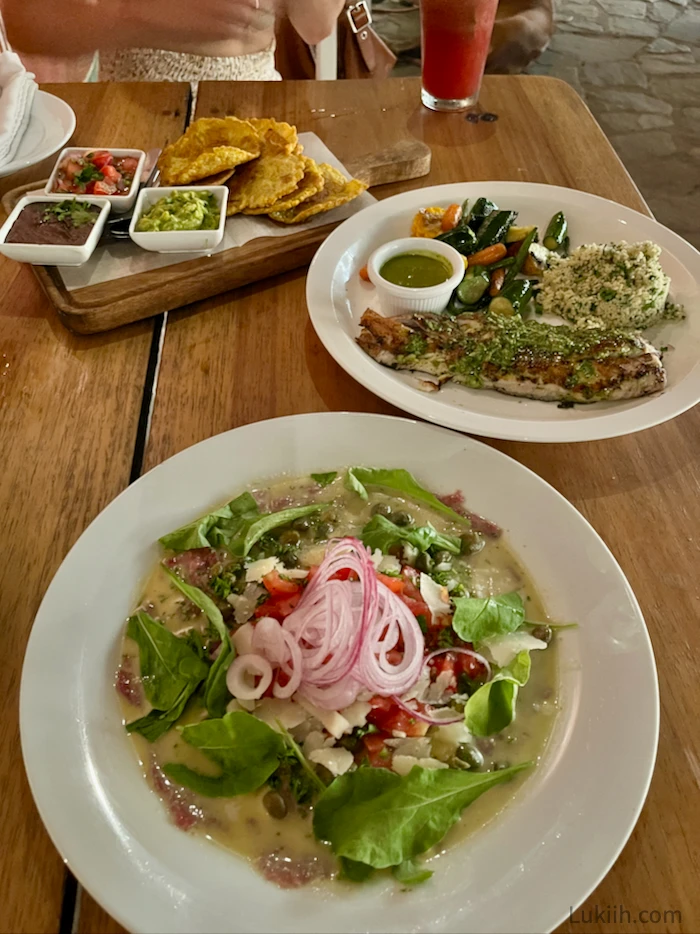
[116, 467, 560, 889]
[50, 150, 140, 197]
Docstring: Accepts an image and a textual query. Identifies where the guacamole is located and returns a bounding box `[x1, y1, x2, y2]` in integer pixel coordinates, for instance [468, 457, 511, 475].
[136, 190, 220, 232]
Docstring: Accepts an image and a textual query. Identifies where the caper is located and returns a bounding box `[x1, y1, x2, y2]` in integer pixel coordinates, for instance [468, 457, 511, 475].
[455, 743, 483, 770]
[262, 791, 288, 820]
[371, 502, 392, 518]
[393, 511, 414, 528]
[460, 530, 485, 555]
[315, 521, 333, 541]
[279, 529, 301, 546]
[293, 516, 312, 532]
[285, 553, 300, 568]
[531, 624, 553, 644]
[415, 552, 434, 573]
[388, 543, 403, 558]
[433, 550, 453, 567]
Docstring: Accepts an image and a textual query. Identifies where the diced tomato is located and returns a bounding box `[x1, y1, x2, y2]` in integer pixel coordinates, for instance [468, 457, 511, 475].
[329, 567, 356, 581]
[254, 593, 301, 621]
[362, 733, 393, 769]
[101, 163, 121, 182]
[61, 159, 83, 180]
[429, 649, 488, 684]
[366, 696, 429, 737]
[263, 570, 301, 597]
[92, 179, 118, 195]
[377, 573, 404, 594]
[90, 150, 114, 169]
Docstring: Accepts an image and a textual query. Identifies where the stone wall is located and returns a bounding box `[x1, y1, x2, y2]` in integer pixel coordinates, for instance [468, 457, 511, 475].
[531, 0, 700, 248]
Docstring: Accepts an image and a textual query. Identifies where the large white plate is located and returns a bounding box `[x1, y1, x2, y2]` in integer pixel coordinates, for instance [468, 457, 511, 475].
[306, 182, 700, 442]
[20, 414, 658, 933]
[0, 90, 76, 179]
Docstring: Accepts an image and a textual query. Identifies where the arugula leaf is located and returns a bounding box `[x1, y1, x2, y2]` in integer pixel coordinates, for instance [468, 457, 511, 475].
[393, 859, 433, 886]
[125, 683, 194, 743]
[124, 611, 209, 740]
[159, 492, 260, 552]
[311, 471, 338, 488]
[464, 650, 531, 736]
[313, 764, 530, 869]
[126, 611, 209, 711]
[163, 566, 235, 718]
[236, 505, 322, 557]
[163, 711, 285, 797]
[345, 468, 369, 500]
[361, 514, 461, 556]
[275, 720, 327, 794]
[452, 592, 525, 644]
[345, 468, 469, 525]
[340, 858, 376, 882]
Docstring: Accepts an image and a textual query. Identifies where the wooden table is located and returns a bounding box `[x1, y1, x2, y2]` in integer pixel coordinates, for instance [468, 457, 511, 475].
[1, 77, 698, 934]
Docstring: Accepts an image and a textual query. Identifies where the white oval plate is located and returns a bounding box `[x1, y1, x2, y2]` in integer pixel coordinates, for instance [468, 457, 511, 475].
[306, 182, 700, 442]
[20, 414, 658, 933]
[0, 90, 76, 179]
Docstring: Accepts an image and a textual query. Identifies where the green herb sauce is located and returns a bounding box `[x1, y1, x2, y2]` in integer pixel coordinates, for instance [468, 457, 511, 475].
[380, 251, 452, 288]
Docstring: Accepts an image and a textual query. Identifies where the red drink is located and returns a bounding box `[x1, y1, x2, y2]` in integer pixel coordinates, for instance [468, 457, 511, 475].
[420, 0, 498, 111]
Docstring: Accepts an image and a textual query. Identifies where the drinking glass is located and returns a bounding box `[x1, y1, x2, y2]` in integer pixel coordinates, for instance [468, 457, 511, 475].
[420, 0, 499, 112]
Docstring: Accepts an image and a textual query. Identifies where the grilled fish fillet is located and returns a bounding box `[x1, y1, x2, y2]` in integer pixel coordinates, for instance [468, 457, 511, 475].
[357, 310, 666, 404]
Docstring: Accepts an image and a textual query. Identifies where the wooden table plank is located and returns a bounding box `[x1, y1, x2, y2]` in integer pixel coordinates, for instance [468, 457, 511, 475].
[0, 81, 190, 934]
[79, 76, 698, 933]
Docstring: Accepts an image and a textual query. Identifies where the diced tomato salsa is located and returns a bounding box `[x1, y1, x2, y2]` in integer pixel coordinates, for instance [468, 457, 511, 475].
[51, 150, 139, 196]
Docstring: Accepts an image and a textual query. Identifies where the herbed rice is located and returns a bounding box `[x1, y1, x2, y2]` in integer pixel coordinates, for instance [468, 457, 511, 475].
[538, 240, 683, 330]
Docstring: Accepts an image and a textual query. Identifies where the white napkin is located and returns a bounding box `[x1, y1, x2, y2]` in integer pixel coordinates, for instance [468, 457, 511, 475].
[0, 51, 37, 168]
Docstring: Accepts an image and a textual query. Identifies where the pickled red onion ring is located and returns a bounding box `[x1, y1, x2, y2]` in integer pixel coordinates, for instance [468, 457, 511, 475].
[226, 653, 273, 700]
[243, 538, 425, 709]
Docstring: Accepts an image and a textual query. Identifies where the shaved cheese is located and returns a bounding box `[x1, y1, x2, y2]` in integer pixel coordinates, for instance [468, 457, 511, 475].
[295, 697, 351, 739]
[245, 557, 283, 582]
[370, 549, 383, 569]
[392, 755, 450, 777]
[340, 700, 371, 730]
[385, 737, 432, 758]
[227, 583, 264, 626]
[481, 632, 547, 668]
[419, 573, 451, 619]
[232, 622, 255, 656]
[426, 668, 455, 704]
[303, 730, 332, 756]
[430, 721, 473, 758]
[308, 746, 354, 777]
[254, 697, 308, 731]
[226, 698, 246, 714]
[378, 555, 401, 574]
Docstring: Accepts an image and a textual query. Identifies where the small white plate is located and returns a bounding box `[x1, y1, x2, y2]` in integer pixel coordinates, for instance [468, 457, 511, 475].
[129, 186, 228, 253]
[0, 90, 76, 179]
[20, 413, 658, 934]
[306, 182, 700, 443]
[0, 193, 110, 266]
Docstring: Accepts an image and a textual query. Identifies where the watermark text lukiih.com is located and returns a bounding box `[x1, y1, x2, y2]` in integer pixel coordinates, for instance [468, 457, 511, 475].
[569, 905, 682, 925]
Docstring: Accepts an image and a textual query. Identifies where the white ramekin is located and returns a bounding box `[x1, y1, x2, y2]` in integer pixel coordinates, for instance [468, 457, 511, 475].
[129, 187, 228, 254]
[0, 194, 111, 266]
[367, 236, 465, 316]
[45, 148, 146, 214]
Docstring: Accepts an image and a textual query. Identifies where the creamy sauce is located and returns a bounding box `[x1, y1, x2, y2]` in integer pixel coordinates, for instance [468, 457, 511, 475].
[117, 471, 559, 887]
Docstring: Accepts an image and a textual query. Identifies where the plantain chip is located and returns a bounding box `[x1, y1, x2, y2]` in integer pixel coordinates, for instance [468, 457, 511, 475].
[269, 163, 368, 225]
[194, 167, 237, 186]
[225, 141, 306, 216]
[242, 157, 325, 215]
[247, 118, 298, 155]
[158, 117, 261, 185]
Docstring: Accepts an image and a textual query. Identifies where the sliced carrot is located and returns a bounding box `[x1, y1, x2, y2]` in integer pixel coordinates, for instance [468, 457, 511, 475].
[440, 203, 462, 232]
[489, 266, 506, 296]
[466, 243, 508, 267]
[359, 264, 370, 281]
[522, 254, 542, 277]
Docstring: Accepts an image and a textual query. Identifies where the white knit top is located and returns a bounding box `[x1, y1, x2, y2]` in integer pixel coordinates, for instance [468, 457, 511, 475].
[99, 45, 281, 83]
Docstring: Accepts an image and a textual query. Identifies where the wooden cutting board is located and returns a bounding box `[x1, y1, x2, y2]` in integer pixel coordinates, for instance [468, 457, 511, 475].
[1, 139, 430, 334]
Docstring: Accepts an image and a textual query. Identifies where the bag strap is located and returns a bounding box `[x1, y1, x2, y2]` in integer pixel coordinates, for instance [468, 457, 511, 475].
[345, 1, 373, 34]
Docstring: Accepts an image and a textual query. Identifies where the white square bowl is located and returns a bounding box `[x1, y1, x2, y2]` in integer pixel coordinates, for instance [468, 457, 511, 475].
[128, 186, 228, 254]
[45, 147, 146, 214]
[0, 194, 111, 266]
